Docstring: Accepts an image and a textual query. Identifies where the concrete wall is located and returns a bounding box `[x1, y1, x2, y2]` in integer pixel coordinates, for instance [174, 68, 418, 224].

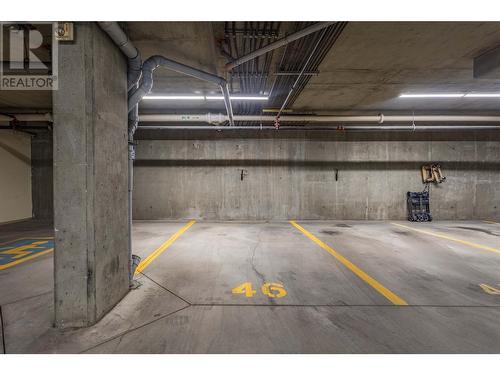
[0, 130, 32, 224]
[31, 132, 53, 222]
[134, 131, 500, 221]
[53, 23, 129, 328]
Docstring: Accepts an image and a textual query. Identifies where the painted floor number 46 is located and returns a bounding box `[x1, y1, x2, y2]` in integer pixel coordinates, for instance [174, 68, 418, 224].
[232, 282, 287, 298]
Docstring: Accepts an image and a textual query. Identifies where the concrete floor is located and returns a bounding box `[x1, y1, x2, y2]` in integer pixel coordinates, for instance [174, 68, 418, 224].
[1, 219, 500, 353]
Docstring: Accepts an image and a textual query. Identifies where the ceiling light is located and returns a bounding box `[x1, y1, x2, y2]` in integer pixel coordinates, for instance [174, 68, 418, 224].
[399, 93, 464, 98]
[206, 95, 269, 101]
[143, 95, 205, 100]
[143, 95, 268, 101]
[464, 93, 500, 97]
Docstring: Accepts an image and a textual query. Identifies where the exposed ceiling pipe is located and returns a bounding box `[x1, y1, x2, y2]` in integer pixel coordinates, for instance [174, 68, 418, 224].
[274, 71, 319, 76]
[0, 125, 51, 130]
[98, 22, 142, 91]
[225, 22, 335, 71]
[138, 124, 500, 131]
[5, 113, 500, 126]
[276, 28, 327, 119]
[128, 56, 235, 126]
[98, 23, 235, 129]
[138, 113, 500, 124]
[0, 113, 53, 122]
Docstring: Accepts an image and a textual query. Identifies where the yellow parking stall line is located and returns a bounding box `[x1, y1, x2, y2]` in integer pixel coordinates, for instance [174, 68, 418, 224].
[0, 248, 53, 270]
[289, 221, 408, 306]
[483, 220, 500, 226]
[135, 220, 196, 274]
[392, 223, 500, 255]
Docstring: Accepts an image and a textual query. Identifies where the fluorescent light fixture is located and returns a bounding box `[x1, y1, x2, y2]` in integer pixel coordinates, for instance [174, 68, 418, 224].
[143, 95, 268, 101]
[143, 95, 205, 100]
[400, 92, 500, 99]
[399, 93, 464, 98]
[464, 93, 500, 97]
[206, 95, 269, 101]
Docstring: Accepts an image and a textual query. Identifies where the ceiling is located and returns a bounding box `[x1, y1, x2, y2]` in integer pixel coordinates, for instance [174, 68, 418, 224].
[294, 22, 500, 113]
[2, 21, 500, 115]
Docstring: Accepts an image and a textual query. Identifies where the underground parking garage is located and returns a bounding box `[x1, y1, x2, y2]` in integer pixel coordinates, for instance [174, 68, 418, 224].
[1, 15, 500, 357]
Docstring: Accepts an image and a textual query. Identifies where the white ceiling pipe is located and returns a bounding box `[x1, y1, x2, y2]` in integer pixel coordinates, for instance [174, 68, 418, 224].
[138, 113, 500, 124]
[138, 125, 500, 131]
[138, 113, 225, 123]
[0, 113, 53, 122]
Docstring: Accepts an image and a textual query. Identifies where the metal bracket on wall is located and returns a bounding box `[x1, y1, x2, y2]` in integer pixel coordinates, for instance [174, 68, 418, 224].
[240, 169, 248, 181]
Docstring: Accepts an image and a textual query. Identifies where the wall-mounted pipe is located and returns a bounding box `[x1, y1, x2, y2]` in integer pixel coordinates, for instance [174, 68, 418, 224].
[98, 22, 142, 91]
[138, 113, 500, 124]
[225, 22, 335, 71]
[99, 22, 143, 283]
[98, 22, 237, 284]
[128, 55, 234, 126]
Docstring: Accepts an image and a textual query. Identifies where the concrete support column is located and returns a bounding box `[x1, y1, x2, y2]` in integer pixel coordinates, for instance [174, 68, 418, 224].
[53, 22, 129, 328]
[31, 131, 53, 222]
